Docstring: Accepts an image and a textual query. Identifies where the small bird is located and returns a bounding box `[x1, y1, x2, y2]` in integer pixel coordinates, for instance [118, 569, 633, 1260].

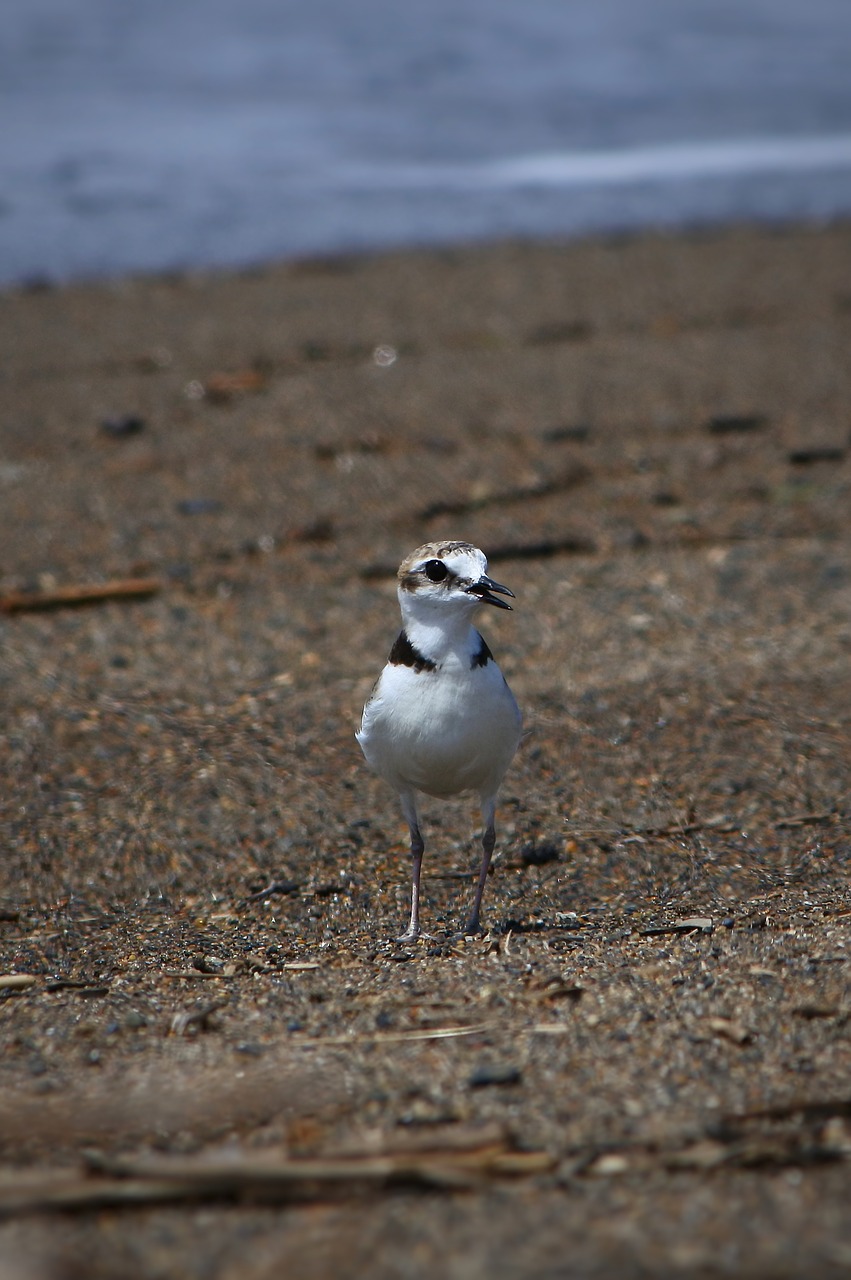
[357, 541, 522, 940]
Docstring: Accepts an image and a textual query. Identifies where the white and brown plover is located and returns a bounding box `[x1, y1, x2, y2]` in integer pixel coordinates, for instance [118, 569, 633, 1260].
[357, 541, 522, 940]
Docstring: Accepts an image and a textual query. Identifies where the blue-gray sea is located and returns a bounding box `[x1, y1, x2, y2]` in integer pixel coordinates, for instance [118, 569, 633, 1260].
[3, 0, 851, 284]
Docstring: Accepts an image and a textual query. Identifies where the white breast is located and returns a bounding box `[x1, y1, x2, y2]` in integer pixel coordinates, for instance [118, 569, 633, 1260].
[357, 651, 521, 800]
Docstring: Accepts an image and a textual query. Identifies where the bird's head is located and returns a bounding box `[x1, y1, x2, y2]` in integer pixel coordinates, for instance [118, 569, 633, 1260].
[396, 541, 514, 621]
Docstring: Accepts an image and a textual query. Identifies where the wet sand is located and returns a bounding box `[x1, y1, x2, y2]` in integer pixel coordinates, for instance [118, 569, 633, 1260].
[1, 223, 851, 1277]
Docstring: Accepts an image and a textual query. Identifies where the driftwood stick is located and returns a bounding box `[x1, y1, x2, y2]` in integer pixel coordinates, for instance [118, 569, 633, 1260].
[0, 577, 161, 614]
[0, 1139, 554, 1216]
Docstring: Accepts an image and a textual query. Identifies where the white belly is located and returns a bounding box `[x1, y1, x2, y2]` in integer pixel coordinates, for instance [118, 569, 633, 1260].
[357, 657, 522, 800]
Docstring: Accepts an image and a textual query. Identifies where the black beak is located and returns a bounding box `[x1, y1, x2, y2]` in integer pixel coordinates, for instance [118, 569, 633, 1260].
[465, 574, 515, 610]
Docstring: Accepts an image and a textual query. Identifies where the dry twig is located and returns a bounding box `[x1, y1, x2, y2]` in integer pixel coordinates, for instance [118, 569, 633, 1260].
[0, 1133, 554, 1216]
[0, 578, 161, 614]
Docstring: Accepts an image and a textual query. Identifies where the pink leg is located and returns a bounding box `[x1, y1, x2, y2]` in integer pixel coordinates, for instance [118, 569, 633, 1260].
[466, 795, 497, 935]
[398, 791, 424, 942]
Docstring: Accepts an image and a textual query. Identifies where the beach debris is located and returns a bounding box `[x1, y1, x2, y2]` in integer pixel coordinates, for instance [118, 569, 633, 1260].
[0, 578, 160, 614]
[100, 414, 146, 437]
[44, 980, 111, 996]
[792, 1004, 841, 1020]
[787, 446, 845, 465]
[707, 1016, 752, 1045]
[533, 977, 584, 1004]
[0, 1128, 553, 1216]
[587, 1152, 630, 1176]
[467, 1064, 523, 1089]
[773, 810, 837, 828]
[176, 498, 223, 516]
[242, 878, 301, 903]
[169, 999, 228, 1037]
[418, 464, 589, 520]
[542, 423, 591, 442]
[372, 344, 398, 367]
[161, 968, 230, 981]
[0, 974, 38, 992]
[204, 369, 267, 401]
[705, 413, 768, 434]
[518, 841, 561, 867]
[639, 917, 713, 937]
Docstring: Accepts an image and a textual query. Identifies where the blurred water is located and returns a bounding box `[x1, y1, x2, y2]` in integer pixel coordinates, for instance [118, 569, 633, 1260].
[3, 0, 851, 284]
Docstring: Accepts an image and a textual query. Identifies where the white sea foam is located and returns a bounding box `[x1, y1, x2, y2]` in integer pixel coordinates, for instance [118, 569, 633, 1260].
[340, 135, 851, 191]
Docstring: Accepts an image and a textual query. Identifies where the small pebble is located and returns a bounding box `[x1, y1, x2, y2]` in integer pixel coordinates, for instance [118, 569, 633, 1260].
[468, 1064, 522, 1089]
[177, 498, 223, 516]
[100, 414, 146, 438]
[543, 423, 591, 443]
[519, 842, 561, 867]
[788, 446, 845, 465]
[705, 413, 767, 434]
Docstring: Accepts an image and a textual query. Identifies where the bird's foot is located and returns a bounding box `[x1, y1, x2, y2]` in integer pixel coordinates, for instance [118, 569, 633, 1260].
[395, 925, 439, 944]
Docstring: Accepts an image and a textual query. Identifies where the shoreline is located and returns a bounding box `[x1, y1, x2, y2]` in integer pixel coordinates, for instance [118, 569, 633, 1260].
[4, 209, 851, 296]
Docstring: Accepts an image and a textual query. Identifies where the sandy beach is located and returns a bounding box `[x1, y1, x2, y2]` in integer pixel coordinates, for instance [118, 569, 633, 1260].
[1, 222, 851, 1277]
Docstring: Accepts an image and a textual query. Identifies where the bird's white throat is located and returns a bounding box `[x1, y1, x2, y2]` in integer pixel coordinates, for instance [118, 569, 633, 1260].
[397, 588, 483, 667]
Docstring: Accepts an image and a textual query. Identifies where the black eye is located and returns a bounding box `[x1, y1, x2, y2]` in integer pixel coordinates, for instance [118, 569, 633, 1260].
[423, 559, 448, 582]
